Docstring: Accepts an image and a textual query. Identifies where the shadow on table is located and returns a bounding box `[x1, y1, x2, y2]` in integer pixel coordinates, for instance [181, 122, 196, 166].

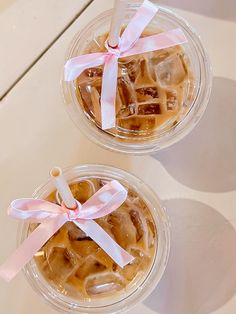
[152, 77, 236, 193]
[158, 0, 236, 22]
[144, 198, 236, 314]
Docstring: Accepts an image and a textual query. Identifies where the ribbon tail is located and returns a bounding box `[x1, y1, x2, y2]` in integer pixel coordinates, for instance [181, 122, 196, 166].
[101, 55, 118, 130]
[64, 52, 107, 81]
[0, 215, 67, 282]
[120, 0, 158, 51]
[74, 219, 134, 268]
[122, 28, 188, 58]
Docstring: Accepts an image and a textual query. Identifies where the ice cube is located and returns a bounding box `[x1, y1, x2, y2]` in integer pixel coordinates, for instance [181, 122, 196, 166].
[69, 180, 95, 204]
[45, 247, 78, 283]
[147, 219, 156, 248]
[66, 222, 88, 241]
[120, 58, 139, 82]
[90, 87, 101, 123]
[135, 58, 156, 87]
[151, 46, 182, 66]
[43, 225, 71, 259]
[136, 87, 159, 102]
[121, 248, 150, 281]
[77, 78, 102, 122]
[93, 247, 114, 270]
[70, 240, 99, 258]
[129, 210, 148, 242]
[117, 76, 136, 106]
[108, 211, 137, 249]
[118, 116, 157, 131]
[117, 104, 136, 118]
[120, 261, 140, 281]
[151, 50, 170, 65]
[77, 83, 93, 111]
[84, 33, 108, 54]
[127, 194, 149, 212]
[85, 272, 125, 295]
[156, 53, 187, 87]
[138, 103, 161, 115]
[96, 217, 115, 239]
[166, 90, 178, 111]
[74, 256, 106, 280]
[84, 67, 103, 78]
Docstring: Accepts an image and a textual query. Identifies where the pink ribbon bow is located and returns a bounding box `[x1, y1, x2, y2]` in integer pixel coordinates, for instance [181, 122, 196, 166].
[64, 0, 188, 129]
[0, 180, 134, 282]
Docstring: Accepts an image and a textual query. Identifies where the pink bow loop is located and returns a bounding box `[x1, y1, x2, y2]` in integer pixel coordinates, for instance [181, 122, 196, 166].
[8, 199, 63, 222]
[64, 0, 188, 130]
[0, 180, 133, 282]
[78, 179, 128, 219]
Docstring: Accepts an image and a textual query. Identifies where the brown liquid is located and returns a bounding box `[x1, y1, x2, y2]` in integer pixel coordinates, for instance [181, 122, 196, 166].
[33, 178, 157, 299]
[76, 31, 194, 138]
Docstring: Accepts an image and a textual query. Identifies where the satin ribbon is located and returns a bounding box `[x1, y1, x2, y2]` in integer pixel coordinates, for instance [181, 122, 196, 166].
[64, 0, 188, 130]
[0, 180, 134, 282]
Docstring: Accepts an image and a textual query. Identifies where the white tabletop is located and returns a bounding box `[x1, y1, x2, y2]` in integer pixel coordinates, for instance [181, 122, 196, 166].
[0, 0, 90, 98]
[0, 1, 236, 313]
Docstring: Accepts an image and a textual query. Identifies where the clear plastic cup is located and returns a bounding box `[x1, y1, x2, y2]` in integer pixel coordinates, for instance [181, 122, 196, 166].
[62, 4, 211, 154]
[19, 164, 170, 313]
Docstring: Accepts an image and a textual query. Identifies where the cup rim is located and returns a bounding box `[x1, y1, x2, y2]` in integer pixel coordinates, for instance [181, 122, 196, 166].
[20, 164, 170, 313]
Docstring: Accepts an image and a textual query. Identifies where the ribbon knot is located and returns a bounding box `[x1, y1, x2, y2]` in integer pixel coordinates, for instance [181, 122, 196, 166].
[0, 180, 134, 282]
[65, 204, 81, 221]
[105, 40, 121, 58]
[64, 0, 188, 130]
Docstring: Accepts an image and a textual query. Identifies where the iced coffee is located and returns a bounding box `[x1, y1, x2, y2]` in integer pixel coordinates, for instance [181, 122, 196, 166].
[76, 31, 194, 139]
[33, 178, 157, 299]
